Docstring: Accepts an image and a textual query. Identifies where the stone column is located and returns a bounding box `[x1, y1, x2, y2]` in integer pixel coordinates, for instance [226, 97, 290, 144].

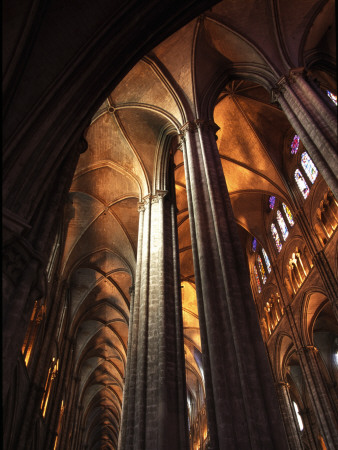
[275, 381, 303, 450]
[2, 141, 84, 400]
[272, 69, 338, 199]
[118, 189, 188, 450]
[180, 119, 288, 449]
[296, 346, 338, 449]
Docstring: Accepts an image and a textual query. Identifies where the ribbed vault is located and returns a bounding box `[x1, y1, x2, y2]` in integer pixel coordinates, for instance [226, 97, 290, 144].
[57, 0, 335, 447]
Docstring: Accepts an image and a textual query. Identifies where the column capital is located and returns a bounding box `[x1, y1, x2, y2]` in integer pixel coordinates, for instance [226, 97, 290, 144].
[288, 67, 306, 83]
[271, 68, 306, 102]
[137, 201, 145, 213]
[179, 119, 220, 136]
[275, 381, 290, 389]
[296, 345, 318, 356]
[271, 76, 287, 102]
[140, 191, 168, 208]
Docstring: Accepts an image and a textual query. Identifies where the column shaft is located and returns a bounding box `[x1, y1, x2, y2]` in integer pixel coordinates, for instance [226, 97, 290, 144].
[181, 120, 288, 449]
[119, 190, 188, 450]
[275, 382, 303, 450]
[296, 346, 338, 449]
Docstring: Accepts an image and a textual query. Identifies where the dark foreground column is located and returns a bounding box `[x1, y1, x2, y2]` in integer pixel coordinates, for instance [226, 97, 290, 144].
[118, 189, 188, 450]
[180, 119, 289, 450]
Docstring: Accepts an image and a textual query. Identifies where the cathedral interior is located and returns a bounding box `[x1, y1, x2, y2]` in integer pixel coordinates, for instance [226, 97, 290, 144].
[3, 0, 338, 449]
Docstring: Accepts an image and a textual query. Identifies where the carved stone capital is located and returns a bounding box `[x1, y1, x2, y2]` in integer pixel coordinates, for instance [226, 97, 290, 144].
[276, 381, 290, 389]
[271, 76, 287, 103]
[137, 201, 145, 213]
[152, 190, 168, 203]
[288, 67, 306, 84]
[141, 191, 168, 207]
[296, 345, 318, 356]
[179, 119, 220, 136]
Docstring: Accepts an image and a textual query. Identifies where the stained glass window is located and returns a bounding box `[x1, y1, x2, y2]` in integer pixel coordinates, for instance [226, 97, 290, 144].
[327, 90, 337, 106]
[257, 255, 267, 284]
[293, 401, 304, 431]
[277, 210, 289, 241]
[269, 196, 276, 210]
[291, 135, 300, 154]
[262, 248, 272, 273]
[253, 265, 261, 293]
[301, 152, 318, 184]
[282, 203, 295, 226]
[252, 237, 257, 252]
[295, 169, 310, 199]
[271, 223, 282, 252]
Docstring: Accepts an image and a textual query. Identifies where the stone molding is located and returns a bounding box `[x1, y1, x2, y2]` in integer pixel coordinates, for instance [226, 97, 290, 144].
[138, 190, 168, 211]
[179, 119, 220, 136]
[271, 68, 305, 103]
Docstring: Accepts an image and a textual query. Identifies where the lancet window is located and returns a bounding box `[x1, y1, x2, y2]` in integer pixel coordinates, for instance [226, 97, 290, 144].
[53, 400, 65, 450]
[253, 266, 261, 293]
[22, 299, 46, 366]
[41, 357, 59, 418]
[262, 248, 271, 273]
[290, 135, 300, 154]
[282, 203, 295, 226]
[292, 401, 304, 431]
[257, 255, 267, 284]
[301, 152, 318, 184]
[294, 169, 310, 199]
[268, 197, 295, 251]
[271, 223, 282, 252]
[252, 237, 257, 252]
[269, 196, 276, 210]
[276, 210, 289, 241]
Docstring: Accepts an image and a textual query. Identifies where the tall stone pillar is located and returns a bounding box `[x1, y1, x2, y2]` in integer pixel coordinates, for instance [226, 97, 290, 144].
[272, 69, 338, 199]
[275, 381, 303, 450]
[180, 119, 288, 449]
[2, 141, 83, 400]
[118, 188, 188, 450]
[296, 346, 338, 449]
[283, 302, 338, 449]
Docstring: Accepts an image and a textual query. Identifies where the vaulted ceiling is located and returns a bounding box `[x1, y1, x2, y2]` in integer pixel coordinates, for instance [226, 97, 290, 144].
[58, 0, 335, 447]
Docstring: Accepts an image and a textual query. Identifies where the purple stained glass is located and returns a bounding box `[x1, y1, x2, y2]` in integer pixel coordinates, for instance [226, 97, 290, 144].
[271, 223, 282, 252]
[269, 196, 276, 210]
[257, 255, 267, 284]
[301, 152, 318, 184]
[252, 237, 257, 252]
[277, 210, 289, 241]
[295, 169, 310, 199]
[253, 265, 261, 293]
[291, 135, 300, 155]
